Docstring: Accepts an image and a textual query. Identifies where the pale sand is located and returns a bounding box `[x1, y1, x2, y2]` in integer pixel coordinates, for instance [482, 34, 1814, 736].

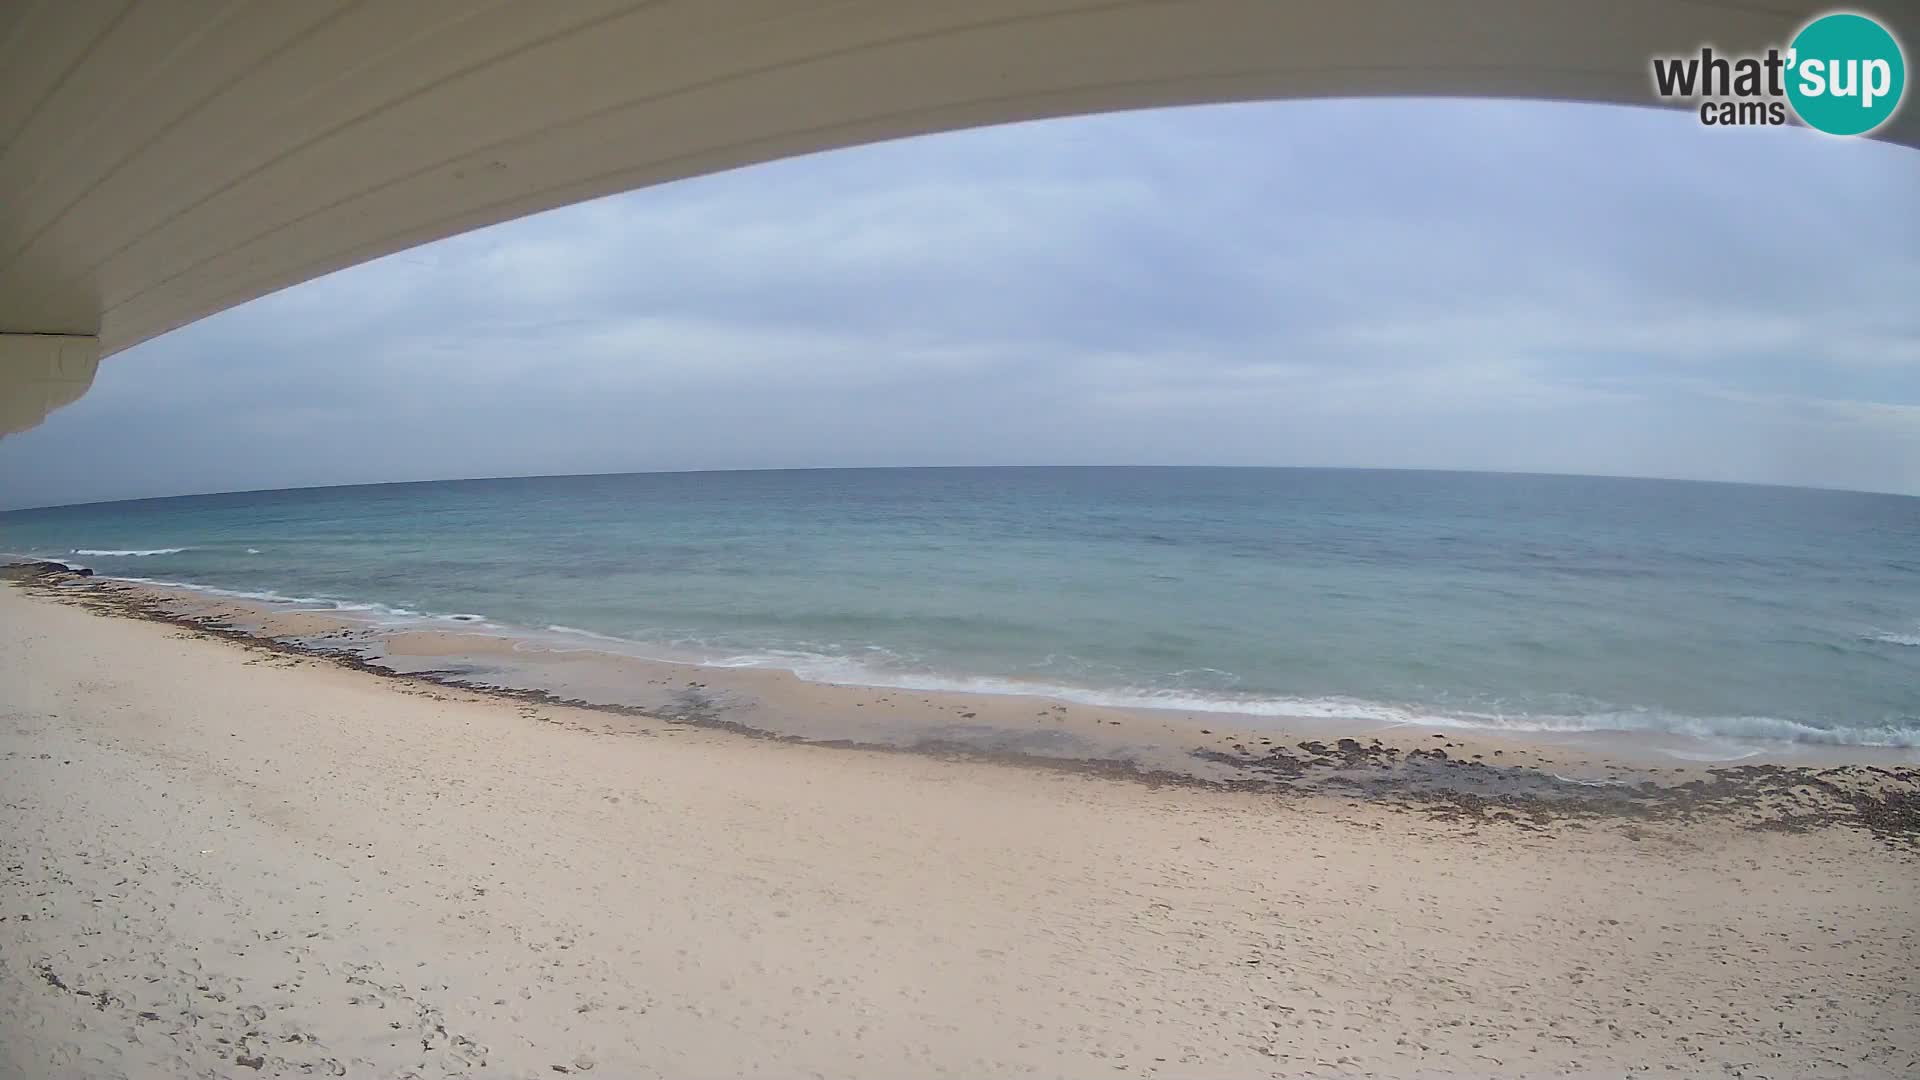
[2, 584, 1917, 1079]
[53, 575, 1920, 784]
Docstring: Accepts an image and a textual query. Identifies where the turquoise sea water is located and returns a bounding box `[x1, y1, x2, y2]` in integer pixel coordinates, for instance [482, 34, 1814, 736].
[5, 467, 1917, 748]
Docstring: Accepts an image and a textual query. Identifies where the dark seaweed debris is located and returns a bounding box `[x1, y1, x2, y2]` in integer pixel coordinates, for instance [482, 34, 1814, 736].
[10, 561, 1918, 845]
[1192, 737, 1920, 844]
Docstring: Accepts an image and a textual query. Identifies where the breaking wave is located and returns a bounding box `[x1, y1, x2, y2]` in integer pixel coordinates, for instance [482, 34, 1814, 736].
[525, 626, 1920, 749]
[22, 564, 1915, 752]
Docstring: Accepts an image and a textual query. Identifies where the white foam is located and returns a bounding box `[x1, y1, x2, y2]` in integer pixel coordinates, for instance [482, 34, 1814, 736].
[104, 575, 421, 623]
[245, 548, 262, 555]
[53, 569, 1920, 751]
[1869, 631, 1920, 647]
[82, 571, 463, 634]
[607, 652, 1920, 749]
[1376, 706, 1920, 749]
[545, 624, 633, 644]
[1659, 744, 1768, 763]
[72, 547, 186, 557]
[108, 575, 326, 605]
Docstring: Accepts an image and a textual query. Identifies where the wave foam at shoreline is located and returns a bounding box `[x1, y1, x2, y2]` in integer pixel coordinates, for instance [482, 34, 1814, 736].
[45, 570, 1920, 752]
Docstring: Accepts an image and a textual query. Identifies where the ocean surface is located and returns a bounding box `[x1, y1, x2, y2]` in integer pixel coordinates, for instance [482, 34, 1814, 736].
[5, 467, 1917, 749]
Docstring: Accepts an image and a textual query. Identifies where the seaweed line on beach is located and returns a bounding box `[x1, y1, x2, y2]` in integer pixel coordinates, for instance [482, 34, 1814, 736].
[10, 562, 1918, 846]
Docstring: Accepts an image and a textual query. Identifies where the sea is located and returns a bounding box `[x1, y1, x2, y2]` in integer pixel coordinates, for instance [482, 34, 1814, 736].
[4, 467, 1916, 750]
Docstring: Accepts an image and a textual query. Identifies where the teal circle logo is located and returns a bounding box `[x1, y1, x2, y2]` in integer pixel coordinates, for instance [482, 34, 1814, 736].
[1786, 13, 1906, 136]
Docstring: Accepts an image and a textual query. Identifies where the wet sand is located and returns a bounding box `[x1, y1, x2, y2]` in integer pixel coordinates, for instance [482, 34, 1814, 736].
[3, 568, 1919, 1078]
[17, 565, 1920, 838]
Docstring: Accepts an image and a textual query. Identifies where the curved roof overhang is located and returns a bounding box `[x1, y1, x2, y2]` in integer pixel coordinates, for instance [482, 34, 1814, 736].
[2, 0, 1913, 433]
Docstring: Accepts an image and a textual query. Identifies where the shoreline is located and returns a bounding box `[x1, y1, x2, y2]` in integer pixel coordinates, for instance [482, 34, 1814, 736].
[11, 561, 1919, 843]
[13, 552, 1916, 759]
[3, 561, 1918, 1077]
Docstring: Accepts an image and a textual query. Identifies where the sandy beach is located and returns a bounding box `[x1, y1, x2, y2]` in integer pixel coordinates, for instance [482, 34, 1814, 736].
[3, 573, 1917, 1079]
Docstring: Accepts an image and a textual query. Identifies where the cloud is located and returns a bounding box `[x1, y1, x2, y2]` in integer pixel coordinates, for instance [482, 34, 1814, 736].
[2, 98, 1918, 509]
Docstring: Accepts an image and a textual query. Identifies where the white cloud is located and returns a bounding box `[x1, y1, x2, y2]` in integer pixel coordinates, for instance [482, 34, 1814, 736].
[3, 98, 1918, 508]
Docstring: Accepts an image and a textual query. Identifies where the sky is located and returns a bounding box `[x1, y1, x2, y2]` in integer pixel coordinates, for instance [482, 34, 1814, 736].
[2, 97, 1917, 509]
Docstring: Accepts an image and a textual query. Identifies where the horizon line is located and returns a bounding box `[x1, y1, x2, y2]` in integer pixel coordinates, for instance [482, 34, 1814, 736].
[4, 463, 1915, 514]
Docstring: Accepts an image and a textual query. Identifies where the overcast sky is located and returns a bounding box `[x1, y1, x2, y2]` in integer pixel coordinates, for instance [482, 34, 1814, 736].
[2, 98, 1917, 509]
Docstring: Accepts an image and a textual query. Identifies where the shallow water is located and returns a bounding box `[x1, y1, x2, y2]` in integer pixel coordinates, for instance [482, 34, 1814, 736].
[5, 466, 1916, 749]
